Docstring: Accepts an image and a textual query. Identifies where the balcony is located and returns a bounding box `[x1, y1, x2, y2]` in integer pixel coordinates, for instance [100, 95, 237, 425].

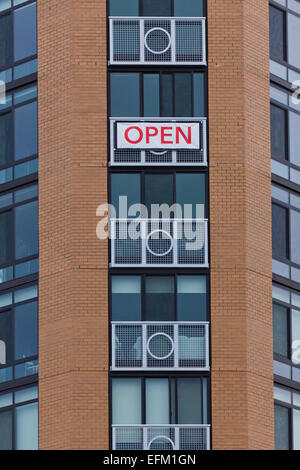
[112, 424, 210, 450]
[109, 17, 206, 65]
[110, 118, 207, 166]
[110, 219, 209, 267]
[111, 322, 209, 371]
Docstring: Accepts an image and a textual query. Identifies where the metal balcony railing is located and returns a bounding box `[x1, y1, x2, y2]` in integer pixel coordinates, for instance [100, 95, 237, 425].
[111, 322, 209, 371]
[109, 17, 207, 65]
[110, 219, 209, 267]
[112, 424, 211, 450]
[110, 118, 207, 166]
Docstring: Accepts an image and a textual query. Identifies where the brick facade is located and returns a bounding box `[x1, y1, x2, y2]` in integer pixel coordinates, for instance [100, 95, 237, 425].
[208, 0, 274, 449]
[38, 0, 109, 449]
[37, 0, 274, 450]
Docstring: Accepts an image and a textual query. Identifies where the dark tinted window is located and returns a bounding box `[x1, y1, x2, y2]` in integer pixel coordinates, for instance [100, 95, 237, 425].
[109, 0, 139, 16]
[0, 113, 12, 166]
[15, 200, 38, 260]
[142, 0, 172, 16]
[14, 3, 37, 62]
[111, 173, 140, 217]
[14, 301, 38, 360]
[271, 104, 287, 160]
[273, 303, 288, 357]
[177, 276, 207, 321]
[275, 404, 290, 450]
[176, 173, 206, 217]
[0, 310, 12, 364]
[0, 14, 10, 69]
[174, 74, 192, 117]
[177, 378, 203, 424]
[14, 102, 38, 160]
[269, 6, 286, 61]
[161, 74, 173, 117]
[144, 174, 173, 214]
[174, 0, 204, 16]
[272, 203, 288, 259]
[112, 276, 141, 321]
[0, 211, 12, 265]
[110, 73, 140, 117]
[145, 277, 175, 321]
[0, 410, 12, 450]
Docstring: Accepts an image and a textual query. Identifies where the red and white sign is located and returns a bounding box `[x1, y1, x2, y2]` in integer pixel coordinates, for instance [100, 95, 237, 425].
[116, 122, 200, 150]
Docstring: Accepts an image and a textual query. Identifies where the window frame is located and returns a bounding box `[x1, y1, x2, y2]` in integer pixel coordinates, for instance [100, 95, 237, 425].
[109, 69, 208, 118]
[0, 383, 38, 450]
[274, 383, 300, 450]
[0, 0, 37, 86]
[108, 0, 207, 17]
[110, 272, 209, 322]
[110, 375, 209, 426]
[269, 0, 300, 74]
[0, 281, 38, 388]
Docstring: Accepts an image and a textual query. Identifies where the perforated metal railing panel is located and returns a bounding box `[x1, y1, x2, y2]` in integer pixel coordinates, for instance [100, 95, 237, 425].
[110, 17, 206, 65]
[111, 219, 208, 267]
[112, 425, 210, 450]
[112, 322, 209, 370]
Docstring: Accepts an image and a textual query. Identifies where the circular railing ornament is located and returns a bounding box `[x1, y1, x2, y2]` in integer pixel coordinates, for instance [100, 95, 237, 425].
[147, 332, 174, 360]
[144, 27, 171, 55]
[146, 229, 173, 257]
[147, 435, 175, 450]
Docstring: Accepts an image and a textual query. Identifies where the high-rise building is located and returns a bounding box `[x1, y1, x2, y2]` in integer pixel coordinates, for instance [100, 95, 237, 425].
[0, 0, 299, 451]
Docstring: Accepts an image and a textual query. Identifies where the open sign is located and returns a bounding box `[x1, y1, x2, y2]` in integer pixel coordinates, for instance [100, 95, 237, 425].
[116, 122, 200, 150]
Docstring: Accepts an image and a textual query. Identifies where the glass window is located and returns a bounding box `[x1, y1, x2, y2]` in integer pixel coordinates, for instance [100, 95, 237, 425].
[291, 210, 300, 265]
[177, 378, 203, 424]
[0, 409, 12, 450]
[15, 402, 38, 450]
[111, 173, 140, 217]
[275, 404, 290, 450]
[0, 113, 12, 166]
[0, 310, 12, 364]
[14, 3, 37, 62]
[176, 173, 206, 218]
[14, 102, 38, 160]
[0, 14, 10, 69]
[142, 0, 172, 16]
[293, 409, 300, 450]
[273, 303, 288, 357]
[112, 276, 141, 321]
[174, 74, 192, 117]
[144, 174, 173, 214]
[14, 300, 38, 360]
[112, 378, 142, 425]
[272, 203, 288, 259]
[292, 309, 300, 348]
[0, 211, 12, 265]
[174, 0, 204, 16]
[144, 74, 160, 117]
[15, 200, 38, 260]
[109, 0, 139, 16]
[145, 277, 175, 321]
[193, 73, 205, 117]
[177, 276, 207, 321]
[290, 112, 300, 167]
[110, 73, 140, 117]
[146, 378, 169, 424]
[161, 74, 173, 117]
[288, 14, 300, 70]
[269, 6, 286, 62]
[271, 104, 287, 160]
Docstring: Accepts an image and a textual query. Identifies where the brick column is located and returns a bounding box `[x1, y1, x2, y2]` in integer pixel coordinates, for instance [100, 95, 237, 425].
[208, 0, 274, 449]
[38, 0, 109, 449]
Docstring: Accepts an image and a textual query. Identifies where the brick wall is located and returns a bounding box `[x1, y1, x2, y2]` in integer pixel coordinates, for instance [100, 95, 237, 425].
[38, 0, 109, 449]
[208, 0, 274, 449]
